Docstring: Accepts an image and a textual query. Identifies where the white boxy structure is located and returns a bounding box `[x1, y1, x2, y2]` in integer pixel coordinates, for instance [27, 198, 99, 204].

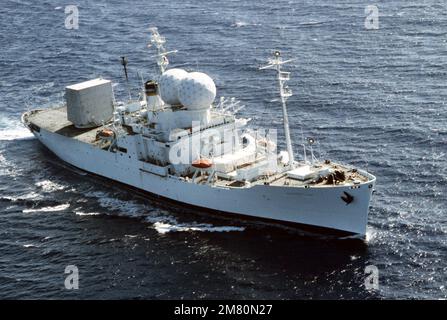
[66, 78, 114, 128]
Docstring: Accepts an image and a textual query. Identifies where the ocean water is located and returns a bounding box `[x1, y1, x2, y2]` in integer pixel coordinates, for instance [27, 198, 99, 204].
[0, 0, 446, 299]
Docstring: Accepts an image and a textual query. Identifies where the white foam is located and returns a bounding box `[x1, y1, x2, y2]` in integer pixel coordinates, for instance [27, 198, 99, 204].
[86, 191, 244, 235]
[231, 21, 260, 28]
[91, 192, 149, 218]
[0, 152, 25, 177]
[23, 203, 70, 213]
[3, 191, 42, 201]
[365, 227, 377, 243]
[0, 128, 34, 141]
[0, 115, 35, 141]
[75, 211, 101, 216]
[23, 244, 37, 248]
[299, 20, 324, 26]
[144, 214, 177, 225]
[35, 180, 66, 192]
[152, 221, 245, 234]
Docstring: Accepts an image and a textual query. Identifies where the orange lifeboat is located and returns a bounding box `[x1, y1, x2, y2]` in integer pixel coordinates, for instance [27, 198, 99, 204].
[192, 158, 213, 169]
[97, 128, 115, 138]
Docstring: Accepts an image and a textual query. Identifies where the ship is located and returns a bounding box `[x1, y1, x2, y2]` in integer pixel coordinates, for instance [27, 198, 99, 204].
[21, 28, 376, 237]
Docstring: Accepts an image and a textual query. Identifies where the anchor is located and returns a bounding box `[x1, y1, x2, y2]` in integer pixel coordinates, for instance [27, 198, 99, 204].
[341, 191, 354, 205]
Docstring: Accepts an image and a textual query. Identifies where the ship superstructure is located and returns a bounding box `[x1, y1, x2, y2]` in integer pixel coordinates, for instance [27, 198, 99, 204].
[22, 28, 376, 236]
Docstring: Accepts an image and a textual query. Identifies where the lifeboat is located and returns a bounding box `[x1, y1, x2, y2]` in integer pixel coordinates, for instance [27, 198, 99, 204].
[97, 128, 115, 139]
[192, 158, 213, 169]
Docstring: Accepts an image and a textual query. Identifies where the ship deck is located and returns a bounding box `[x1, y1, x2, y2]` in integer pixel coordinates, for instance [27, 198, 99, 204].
[24, 107, 373, 189]
[25, 106, 104, 144]
[192, 163, 371, 188]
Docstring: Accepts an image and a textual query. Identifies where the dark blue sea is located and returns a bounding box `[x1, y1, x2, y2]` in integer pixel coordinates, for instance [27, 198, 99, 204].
[0, 0, 446, 299]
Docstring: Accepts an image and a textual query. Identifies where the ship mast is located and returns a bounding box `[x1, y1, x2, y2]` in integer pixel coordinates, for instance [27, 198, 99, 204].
[260, 51, 295, 167]
[148, 27, 178, 75]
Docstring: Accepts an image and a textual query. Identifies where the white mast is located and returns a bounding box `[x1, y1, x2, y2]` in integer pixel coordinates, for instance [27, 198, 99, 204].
[260, 50, 295, 167]
[148, 27, 178, 75]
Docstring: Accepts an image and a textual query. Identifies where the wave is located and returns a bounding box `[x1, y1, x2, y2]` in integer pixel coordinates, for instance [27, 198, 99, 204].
[0, 128, 34, 141]
[231, 21, 261, 28]
[23, 244, 38, 248]
[299, 20, 325, 26]
[85, 190, 245, 234]
[1, 192, 42, 202]
[86, 191, 153, 218]
[365, 227, 378, 243]
[35, 180, 67, 192]
[75, 211, 101, 216]
[152, 221, 245, 234]
[0, 115, 34, 141]
[23, 203, 70, 213]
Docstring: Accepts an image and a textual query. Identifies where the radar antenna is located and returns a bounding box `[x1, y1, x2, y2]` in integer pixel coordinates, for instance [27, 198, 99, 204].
[260, 50, 297, 167]
[148, 27, 178, 75]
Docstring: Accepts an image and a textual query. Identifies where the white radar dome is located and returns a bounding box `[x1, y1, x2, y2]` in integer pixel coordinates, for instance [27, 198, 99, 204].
[178, 72, 216, 110]
[158, 68, 188, 105]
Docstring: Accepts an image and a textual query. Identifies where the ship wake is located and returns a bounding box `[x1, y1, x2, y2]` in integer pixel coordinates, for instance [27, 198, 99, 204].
[0, 115, 34, 141]
[86, 191, 245, 234]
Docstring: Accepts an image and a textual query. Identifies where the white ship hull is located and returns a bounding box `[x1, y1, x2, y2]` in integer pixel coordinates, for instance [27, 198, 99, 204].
[30, 126, 375, 237]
